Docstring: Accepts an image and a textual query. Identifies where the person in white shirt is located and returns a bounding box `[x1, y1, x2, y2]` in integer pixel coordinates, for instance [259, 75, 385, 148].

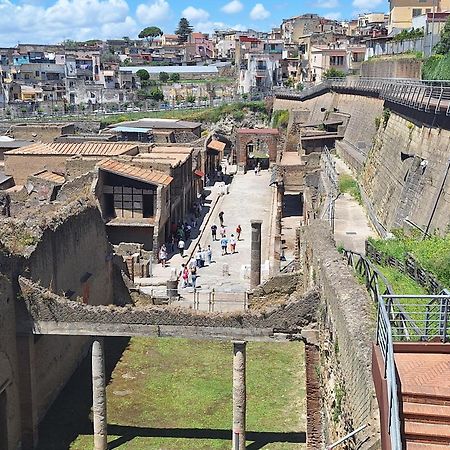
[178, 239, 185, 257]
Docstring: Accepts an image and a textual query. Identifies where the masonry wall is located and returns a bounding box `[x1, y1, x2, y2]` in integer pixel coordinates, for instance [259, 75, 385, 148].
[11, 124, 74, 142]
[362, 112, 450, 233]
[361, 58, 422, 79]
[301, 222, 380, 450]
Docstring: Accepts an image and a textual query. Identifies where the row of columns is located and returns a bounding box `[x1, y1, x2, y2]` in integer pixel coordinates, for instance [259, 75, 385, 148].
[91, 339, 247, 450]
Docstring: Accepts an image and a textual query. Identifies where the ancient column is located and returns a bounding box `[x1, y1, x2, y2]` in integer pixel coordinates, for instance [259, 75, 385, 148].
[232, 341, 247, 450]
[250, 220, 262, 289]
[92, 338, 107, 450]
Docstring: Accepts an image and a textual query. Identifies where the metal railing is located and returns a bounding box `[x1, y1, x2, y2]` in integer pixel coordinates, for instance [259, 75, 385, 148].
[275, 78, 450, 116]
[192, 289, 249, 312]
[320, 145, 339, 229]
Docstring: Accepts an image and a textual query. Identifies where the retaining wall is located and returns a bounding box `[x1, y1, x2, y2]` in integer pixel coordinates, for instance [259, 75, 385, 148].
[301, 222, 380, 449]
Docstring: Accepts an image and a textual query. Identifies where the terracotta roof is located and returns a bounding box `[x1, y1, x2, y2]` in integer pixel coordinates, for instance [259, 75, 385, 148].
[98, 159, 172, 186]
[207, 140, 226, 152]
[32, 170, 65, 184]
[237, 128, 279, 135]
[5, 142, 138, 156]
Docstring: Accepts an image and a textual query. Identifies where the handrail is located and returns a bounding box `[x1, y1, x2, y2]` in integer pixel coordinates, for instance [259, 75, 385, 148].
[275, 78, 450, 116]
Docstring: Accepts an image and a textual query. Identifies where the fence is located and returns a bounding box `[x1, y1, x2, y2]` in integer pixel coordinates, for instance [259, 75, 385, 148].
[365, 240, 446, 294]
[384, 34, 440, 58]
[275, 77, 450, 116]
[191, 289, 249, 312]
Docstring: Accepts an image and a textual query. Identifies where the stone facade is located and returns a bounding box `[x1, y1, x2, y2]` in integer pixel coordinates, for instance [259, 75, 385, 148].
[235, 129, 279, 171]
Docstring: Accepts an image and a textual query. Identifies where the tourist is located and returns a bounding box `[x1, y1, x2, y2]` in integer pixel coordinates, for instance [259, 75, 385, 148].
[220, 235, 228, 256]
[185, 223, 192, 240]
[219, 211, 224, 226]
[190, 265, 198, 289]
[201, 247, 208, 265]
[211, 223, 217, 240]
[220, 225, 226, 238]
[206, 245, 212, 265]
[257, 162, 261, 174]
[254, 165, 258, 176]
[182, 265, 189, 288]
[196, 248, 203, 268]
[236, 224, 242, 241]
[169, 235, 175, 253]
[178, 239, 185, 257]
[159, 244, 168, 267]
[229, 234, 237, 254]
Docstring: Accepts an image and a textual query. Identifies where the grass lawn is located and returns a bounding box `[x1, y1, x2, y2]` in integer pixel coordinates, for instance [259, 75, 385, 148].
[70, 338, 306, 450]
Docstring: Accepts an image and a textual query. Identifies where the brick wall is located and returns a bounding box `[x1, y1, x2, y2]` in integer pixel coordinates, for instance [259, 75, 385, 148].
[301, 222, 380, 449]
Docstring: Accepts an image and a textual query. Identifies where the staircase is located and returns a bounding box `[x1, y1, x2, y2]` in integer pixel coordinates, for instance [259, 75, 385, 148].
[395, 350, 450, 450]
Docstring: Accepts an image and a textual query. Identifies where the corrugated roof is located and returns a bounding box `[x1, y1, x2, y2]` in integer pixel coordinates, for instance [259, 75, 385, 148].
[207, 140, 226, 152]
[32, 170, 65, 184]
[110, 119, 201, 130]
[237, 128, 279, 135]
[98, 159, 173, 186]
[112, 126, 152, 133]
[5, 142, 138, 156]
[120, 65, 219, 74]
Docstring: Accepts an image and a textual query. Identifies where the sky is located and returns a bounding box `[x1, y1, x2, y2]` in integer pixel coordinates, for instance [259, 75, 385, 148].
[0, 0, 389, 47]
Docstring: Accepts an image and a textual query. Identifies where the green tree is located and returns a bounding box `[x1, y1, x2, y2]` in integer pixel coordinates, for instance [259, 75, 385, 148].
[323, 68, 346, 79]
[159, 71, 170, 83]
[149, 87, 164, 102]
[175, 18, 193, 43]
[169, 72, 180, 82]
[434, 17, 450, 54]
[136, 69, 150, 81]
[138, 26, 163, 45]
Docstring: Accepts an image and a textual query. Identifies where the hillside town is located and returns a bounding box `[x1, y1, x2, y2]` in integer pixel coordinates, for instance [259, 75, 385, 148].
[0, 1, 450, 450]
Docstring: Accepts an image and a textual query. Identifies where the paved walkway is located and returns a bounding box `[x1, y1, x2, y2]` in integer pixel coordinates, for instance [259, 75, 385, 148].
[139, 170, 273, 306]
[333, 157, 375, 254]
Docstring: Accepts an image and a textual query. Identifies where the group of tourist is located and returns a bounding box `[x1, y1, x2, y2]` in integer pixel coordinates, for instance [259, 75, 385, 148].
[211, 212, 242, 256]
[178, 245, 213, 289]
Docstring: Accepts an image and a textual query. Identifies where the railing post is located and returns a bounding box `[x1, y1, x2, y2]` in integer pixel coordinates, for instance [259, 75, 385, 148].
[441, 297, 448, 343]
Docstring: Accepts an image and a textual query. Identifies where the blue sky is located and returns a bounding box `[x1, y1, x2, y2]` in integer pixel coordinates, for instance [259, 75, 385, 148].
[0, 0, 389, 47]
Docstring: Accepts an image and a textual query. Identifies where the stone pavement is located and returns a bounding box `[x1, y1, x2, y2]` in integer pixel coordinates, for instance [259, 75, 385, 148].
[139, 170, 274, 306]
[333, 157, 375, 254]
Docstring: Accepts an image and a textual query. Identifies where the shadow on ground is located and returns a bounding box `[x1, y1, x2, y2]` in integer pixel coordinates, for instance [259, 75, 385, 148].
[106, 425, 306, 449]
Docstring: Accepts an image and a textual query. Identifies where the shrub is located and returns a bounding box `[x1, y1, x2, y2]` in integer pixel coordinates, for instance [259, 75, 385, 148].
[323, 68, 346, 79]
[272, 109, 289, 129]
[339, 174, 361, 204]
[159, 72, 169, 83]
[422, 54, 450, 80]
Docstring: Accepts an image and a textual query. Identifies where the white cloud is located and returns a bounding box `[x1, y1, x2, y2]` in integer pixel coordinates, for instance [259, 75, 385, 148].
[352, 0, 382, 9]
[316, 0, 339, 8]
[182, 5, 209, 22]
[250, 3, 270, 20]
[136, 0, 171, 24]
[324, 11, 342, 20]
[221, 0, 243, 14]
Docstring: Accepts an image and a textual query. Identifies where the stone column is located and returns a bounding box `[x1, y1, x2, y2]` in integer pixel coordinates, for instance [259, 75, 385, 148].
[250, 220, 262, 289]
[232, 341, 247, 450]
[92, 338, 107, 450]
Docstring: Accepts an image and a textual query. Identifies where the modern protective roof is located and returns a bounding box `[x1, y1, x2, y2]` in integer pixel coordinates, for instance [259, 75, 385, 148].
[98, 159, 173, 186]
[237, 128, 279, 135]
[112, 126, 152, 133]
[207, 140, 226, 152]
[32, 170, 65, 184]
[110, 118, 201, 130]
[119, 65, 219, 74]
[5, 142, 138, 156]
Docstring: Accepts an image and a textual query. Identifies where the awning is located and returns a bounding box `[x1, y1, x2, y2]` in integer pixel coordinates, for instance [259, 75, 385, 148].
[194, 169, 205, 177]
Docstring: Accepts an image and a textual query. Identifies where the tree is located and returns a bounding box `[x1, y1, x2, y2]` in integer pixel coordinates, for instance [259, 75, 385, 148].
[136, 69, 150, 81]
[138, 26, 163, 45]
[149, 87, 164, 102]
[159, 71, 170, 83]
[434, 17, 450, 54]
[323, 68, 346, 79]
[169, 72, 180, 82]
[175, 18, 193, 43]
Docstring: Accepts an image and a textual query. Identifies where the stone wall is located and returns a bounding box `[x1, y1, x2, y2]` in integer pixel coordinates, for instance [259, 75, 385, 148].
[361, 57, 422, 79]
[300, 222, 380, 449]
[362, 112, 450, 233]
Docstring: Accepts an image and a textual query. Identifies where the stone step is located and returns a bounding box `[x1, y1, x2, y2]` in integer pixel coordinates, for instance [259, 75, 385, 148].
[402, 392, 450, 406]
[403, 402, 450, 424]
[404, 421, 450, 444]
[406, 442, 450, 450]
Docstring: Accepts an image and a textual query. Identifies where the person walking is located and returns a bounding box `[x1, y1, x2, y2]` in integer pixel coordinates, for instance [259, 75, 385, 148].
[220, 225, 226, 238]
[182, 265, 189, 288]
[229, 234, 237, 254]
[254, 165, 258, 176]
[220, 235, 229, 256]
[211, 223, 217, 241]
[159, 244, 168, 267]
[190, 265, 198, 289]
[178, 239, 185, 257]
[219, 211, 224, 226]
[195, 248, 203, 268]
[257, 162, 261, 174]
[206, 245, 212, 265]
[236, 224, 242, 241]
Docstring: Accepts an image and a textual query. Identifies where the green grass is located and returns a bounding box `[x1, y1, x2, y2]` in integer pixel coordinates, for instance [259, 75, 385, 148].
[70, 338, 306, 450]
[100, 101, 268, 126]
[368, 232, 450, 287]
[422, 54, 450, 80]
[338, 174, 362, 204]
[375, 264, 427, 296]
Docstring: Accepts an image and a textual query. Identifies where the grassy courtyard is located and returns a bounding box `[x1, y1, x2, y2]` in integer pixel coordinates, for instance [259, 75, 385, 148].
[68, 338, 306, 450]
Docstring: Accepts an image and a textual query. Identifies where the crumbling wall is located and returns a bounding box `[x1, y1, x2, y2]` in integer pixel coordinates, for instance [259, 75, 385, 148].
[301, 221, 380, 450]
